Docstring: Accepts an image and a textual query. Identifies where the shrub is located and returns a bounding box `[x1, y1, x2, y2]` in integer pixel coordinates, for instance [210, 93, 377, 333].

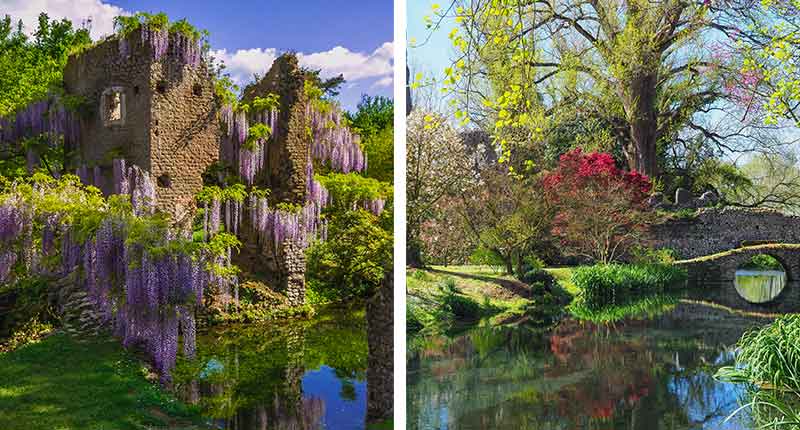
[519, 267, 557, 287]
[441, 292, 482, 321]
[522, 281, 572, 326]
[629, 247, 678, 265]
[572, 264, 687, 311]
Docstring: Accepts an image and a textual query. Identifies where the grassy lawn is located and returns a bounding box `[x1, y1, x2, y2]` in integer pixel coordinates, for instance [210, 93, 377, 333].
[0, 333, 207, 430]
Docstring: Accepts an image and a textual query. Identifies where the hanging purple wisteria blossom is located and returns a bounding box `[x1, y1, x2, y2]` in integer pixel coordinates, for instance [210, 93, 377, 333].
[0, 251, 17, 284]
[364, 199, 386, 216]
[307, 104, 365, 173]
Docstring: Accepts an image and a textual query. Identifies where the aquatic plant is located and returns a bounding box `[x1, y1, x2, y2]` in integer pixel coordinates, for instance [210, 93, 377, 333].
[571, 264, 687, 312]
[716, 314, 800, 428]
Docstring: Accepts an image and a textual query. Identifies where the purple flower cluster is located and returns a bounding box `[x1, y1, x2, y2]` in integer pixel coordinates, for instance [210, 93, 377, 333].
[251, 197, 328, 251]
[0, 202, 23, 244]
[308, 104, 366, 173]
[305, 160, 330, 207]
[132, 27, 201, 68]
[220, 105, 278, 185]
[86, 216, 206, 382]
[0, 99, 80, 171]
[364, 198, 386, 216]
[112, 159, 157, 215]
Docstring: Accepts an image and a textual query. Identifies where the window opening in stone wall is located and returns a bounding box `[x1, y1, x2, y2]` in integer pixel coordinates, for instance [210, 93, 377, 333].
[101, 87, 126, 126]
[156, 80, 167, 94]
[192, 83, 202, 96]
[157, 174, 172, 188]
[133, 85, 140, 95]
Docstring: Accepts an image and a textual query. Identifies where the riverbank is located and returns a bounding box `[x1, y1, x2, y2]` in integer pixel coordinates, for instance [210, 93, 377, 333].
[0, 332, 207, 430]
[407, 265, 574, 336]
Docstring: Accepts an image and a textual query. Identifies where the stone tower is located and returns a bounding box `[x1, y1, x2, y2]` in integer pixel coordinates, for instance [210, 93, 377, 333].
[62, 28, 220, 222]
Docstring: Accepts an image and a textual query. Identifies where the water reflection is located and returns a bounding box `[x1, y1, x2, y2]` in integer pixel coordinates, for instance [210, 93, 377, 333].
[408, 307, 765, 429]
[734, 270, 785, 303]
[177, 307, 368, 430]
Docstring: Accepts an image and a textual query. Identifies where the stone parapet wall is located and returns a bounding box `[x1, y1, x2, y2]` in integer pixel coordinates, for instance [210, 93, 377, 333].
[649, 207, 800, 259]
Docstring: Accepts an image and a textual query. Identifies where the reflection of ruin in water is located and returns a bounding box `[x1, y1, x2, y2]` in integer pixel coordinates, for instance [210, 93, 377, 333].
[177, 302, 393, 430]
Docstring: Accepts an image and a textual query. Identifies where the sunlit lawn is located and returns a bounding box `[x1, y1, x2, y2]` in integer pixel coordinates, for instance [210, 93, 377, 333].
[0, 333, 206, 430]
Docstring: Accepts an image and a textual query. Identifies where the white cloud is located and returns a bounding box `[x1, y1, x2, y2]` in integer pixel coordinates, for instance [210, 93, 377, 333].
[1, 0, 128, 40]
[209, 48, 279, 87]
[298, 42, 394, 82]
[212, 42, 394, 89]
[372, 76, 394, 88]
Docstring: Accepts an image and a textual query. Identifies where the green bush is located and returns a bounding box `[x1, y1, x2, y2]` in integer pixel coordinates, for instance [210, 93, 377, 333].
[519, 267, 557, 287]
[441, 291, 482, 321]
[572, 264, 687, 311]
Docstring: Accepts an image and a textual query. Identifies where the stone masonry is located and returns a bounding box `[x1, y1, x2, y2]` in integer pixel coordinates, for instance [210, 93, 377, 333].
[676, 244, 800, 313]
[649, 207, 800, 259]
[367, 270, 394, 423]
[241, 54, 310, 205]
[279, 239, 306, 306]
[63, 28, 220, 224]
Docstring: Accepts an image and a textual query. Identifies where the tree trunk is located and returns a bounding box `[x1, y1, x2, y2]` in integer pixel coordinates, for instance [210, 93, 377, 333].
[407, 226, 423, 268]
[623, 73, 659, 178]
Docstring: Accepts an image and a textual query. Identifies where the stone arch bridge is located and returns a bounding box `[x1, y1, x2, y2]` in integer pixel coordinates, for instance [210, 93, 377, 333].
[674, 244, 800, 313]
[649, 207, 800, 313]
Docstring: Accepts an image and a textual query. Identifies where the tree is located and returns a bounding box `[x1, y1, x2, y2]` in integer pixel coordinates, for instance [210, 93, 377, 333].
[302, 68, 346, 98]
[406, 110, 472, 267]
[543, 149, 656, 263]
[456, 167, 554, 274]
[347, 95, 394, 183]
[419, 195, 475, 266]
[0, 14, 90, 179]
[0, 14, 90, 117]
[424, 0, 798, 179]
[306, 209, 392, 300]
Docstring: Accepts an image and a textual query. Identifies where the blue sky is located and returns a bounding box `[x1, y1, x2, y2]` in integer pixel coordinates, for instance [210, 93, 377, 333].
[407, 0, 453, 86]
[2, 0, 393, 110]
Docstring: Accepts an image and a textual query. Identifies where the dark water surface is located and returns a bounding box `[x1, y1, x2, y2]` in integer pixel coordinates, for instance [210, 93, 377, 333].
[408, 304, 768, 430]
[178, 306, 368, 430]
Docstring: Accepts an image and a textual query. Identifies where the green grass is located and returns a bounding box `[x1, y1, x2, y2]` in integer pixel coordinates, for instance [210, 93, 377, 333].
[0, 333, 206, 430]
[568, 294, 679, 324]
[545, 268, 577, 294]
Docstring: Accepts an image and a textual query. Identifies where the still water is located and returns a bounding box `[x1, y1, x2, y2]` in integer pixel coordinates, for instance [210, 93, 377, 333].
[734, 269, 786, 303]
[177, 306, 368, 430]
[408, 304, 768, 430]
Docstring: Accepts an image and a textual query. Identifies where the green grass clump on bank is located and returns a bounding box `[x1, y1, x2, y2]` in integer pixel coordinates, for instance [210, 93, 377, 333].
[572, 264, 687, 311]
[568, 294, 679, 324]
[0, 333, 205, 430]
[715, 314, 800, 428]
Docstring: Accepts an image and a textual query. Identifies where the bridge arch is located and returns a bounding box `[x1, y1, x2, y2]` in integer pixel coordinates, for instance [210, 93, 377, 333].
[675, 244, 800, 313]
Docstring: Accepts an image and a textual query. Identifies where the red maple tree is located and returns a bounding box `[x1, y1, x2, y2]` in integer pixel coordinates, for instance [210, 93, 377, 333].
[542, 149, 655, 263]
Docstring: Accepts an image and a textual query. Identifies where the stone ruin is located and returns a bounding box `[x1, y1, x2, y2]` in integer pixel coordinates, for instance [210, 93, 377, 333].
[58, 28, 320, 306]
[647, 187, 720, 211]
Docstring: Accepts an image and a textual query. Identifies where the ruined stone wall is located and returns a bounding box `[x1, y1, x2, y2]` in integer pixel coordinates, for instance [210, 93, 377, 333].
[367, 271, 394, 423]
[649, 207, 800, 259]
[64, 29, 219, 222]
[241, 54, 310, 205]
[149, 57, 219, 222]
[63, 32, 153, 195]
[279, 239, 306, 306]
